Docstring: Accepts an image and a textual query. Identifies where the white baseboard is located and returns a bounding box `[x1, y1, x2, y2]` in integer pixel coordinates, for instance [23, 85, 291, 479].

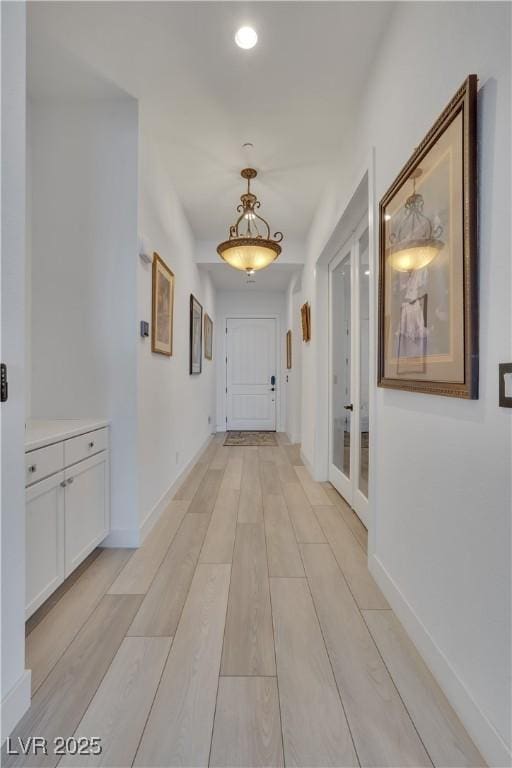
[103, 435, 214, 549]
[369, 554, 511, 768]
[1, 669, 31, 743]
[138, 433, 214, 544]
[102, 527, 140, 548]
[300, 447, 316, 477]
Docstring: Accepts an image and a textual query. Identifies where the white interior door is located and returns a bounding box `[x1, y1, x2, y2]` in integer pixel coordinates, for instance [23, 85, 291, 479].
[226, 318, 277, 431]
[329, 217, 370, 526]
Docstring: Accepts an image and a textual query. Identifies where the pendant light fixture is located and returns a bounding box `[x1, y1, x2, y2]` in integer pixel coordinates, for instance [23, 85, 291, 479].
[388, 168, 444, 272]
[217, 168, 283, 274]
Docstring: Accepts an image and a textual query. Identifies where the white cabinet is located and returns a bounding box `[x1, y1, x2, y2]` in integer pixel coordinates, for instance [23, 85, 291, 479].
[25, 423, 110, 619]
[26, 472, 65, 617]
[64, 452, 109, 577]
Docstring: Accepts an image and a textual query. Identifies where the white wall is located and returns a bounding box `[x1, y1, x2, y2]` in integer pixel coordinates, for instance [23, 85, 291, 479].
[137, 126, 216, 531]
[285, 276, 302, 444]
[28, 97, 139, 541]
[215, 291, 286, 432]
[301, 3, 511, 764]
[1, 1, 31, 737]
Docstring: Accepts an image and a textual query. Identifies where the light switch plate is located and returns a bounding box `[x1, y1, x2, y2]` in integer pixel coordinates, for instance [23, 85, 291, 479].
[140, 321, 149, 338]
[499, 363, 512, 407]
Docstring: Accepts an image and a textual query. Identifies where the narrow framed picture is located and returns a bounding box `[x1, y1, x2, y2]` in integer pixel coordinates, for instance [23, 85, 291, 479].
[189, 294, 202, 374]
[151, 252, 174, 356]
[301, 302, 311, 342]
[286, 330, 292, 369]
[204, 313, 213, 361]
[378, 75, 478, 398]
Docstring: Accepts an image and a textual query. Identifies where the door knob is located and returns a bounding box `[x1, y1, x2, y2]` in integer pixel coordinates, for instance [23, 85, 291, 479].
[344, 404, 354, 411]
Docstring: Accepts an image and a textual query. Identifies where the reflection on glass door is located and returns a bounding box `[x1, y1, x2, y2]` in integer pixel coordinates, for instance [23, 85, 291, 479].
[359, 227, 369, 499]
[329, 216, 370, 526]
[331, 252, 351, 480]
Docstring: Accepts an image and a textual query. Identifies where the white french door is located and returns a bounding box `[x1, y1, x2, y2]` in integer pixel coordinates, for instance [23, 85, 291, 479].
[329, 217, 370, 526]
[226, 317, 277, 431]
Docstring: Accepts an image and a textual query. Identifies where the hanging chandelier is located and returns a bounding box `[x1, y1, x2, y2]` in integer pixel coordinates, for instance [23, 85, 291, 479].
[217, 168, 283, 274]
[388, 168, 444, 272]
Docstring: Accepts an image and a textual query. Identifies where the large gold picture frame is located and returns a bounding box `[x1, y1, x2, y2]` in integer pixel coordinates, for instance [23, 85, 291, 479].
[151, 252, 174, 356]
[378, 75, 478, 398]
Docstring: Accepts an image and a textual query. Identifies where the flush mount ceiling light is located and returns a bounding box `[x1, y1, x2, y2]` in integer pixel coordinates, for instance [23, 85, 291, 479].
[235, 26, 258, 49]
[217, 168, 283, 274]
[388, 168, 444, 272]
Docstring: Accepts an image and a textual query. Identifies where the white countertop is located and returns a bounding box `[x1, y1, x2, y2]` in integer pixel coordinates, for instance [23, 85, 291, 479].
[25, 419, 110, 452]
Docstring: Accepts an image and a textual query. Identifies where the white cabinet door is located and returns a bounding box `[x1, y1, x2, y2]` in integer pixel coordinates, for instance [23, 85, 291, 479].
[64, 452, 110, 577]
[226, 317, 277, 431]
[26, 471, 65, 618]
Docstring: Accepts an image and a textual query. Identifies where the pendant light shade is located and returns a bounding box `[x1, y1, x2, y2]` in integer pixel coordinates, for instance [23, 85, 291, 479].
[217, 168, 283, 273]
[387, 170, 444, 272]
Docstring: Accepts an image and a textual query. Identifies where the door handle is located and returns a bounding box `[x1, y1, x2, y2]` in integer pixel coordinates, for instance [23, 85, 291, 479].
[344, 404, 354, 411]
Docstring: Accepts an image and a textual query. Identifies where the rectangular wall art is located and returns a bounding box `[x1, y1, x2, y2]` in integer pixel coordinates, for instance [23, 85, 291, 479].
[286, 330, 292, 369]
[151, 252, 174, 356]
[378, 75, 478, 398]
[190, 294, 203, 374]
[301, 302, 311, 342]
[204, 313, 213, 361]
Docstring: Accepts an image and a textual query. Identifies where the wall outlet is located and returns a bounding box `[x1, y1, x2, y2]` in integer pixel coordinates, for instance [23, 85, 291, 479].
[175, 451, 179, 465]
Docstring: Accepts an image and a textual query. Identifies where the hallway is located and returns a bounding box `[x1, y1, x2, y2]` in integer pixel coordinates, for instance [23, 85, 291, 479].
[6, 435, 483, 768]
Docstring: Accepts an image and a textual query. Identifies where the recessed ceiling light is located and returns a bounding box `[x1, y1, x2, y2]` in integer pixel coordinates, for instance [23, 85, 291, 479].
[235, 26, 258, 50]
[384, 213, 392, 221]
[365, 269, 370, 276]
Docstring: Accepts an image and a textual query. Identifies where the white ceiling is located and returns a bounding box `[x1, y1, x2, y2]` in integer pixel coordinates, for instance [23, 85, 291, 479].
[204, 262, 301, 292]
[28, 1, 394, 248]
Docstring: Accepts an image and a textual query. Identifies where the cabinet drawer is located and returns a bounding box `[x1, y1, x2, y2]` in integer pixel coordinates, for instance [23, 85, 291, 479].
[25, 442, 64, 486]
[64, 428, 108, 467]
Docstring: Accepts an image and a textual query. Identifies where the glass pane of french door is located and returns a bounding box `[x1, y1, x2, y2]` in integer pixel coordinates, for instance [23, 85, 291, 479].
[331, 251, 351, 477]
[358, 227, 370, 498]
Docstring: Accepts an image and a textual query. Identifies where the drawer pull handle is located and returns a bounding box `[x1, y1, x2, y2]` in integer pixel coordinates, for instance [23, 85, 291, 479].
[67, 477, 74, 485]
[88, 441, 95, 449]
[28, 464, 37, 473]
[60, 480, 67, 488]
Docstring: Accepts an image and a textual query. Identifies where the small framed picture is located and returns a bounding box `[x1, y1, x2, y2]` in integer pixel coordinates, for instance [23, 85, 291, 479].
[151, 253, 174, 356]
[190, 294, 202, 374]
[301, 302, 311, 342]
[286, 330, 292, 369]
[378, 75, 478, 398]
[204, 313, 213, 361]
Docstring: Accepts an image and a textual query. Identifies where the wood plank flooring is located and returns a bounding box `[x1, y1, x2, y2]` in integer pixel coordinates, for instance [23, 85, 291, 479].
[8, 435, 485, 768]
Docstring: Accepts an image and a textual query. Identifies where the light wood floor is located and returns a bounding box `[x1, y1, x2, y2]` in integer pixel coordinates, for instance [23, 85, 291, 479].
[5, 434, 485, 768]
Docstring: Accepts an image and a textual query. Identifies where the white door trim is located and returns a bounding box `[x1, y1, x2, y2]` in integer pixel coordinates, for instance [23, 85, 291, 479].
[328, 232, 354, 504]
[314, 150, 377, 542]
[328, 214, 369, 526]
[223, 313, 282, 432]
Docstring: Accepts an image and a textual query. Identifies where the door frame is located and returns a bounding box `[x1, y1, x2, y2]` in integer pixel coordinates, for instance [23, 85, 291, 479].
[328, 231, 354, 504]
[222, 313, 282, 432]
[328, 214, 369, 525]
[313, 150, 377, 552]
